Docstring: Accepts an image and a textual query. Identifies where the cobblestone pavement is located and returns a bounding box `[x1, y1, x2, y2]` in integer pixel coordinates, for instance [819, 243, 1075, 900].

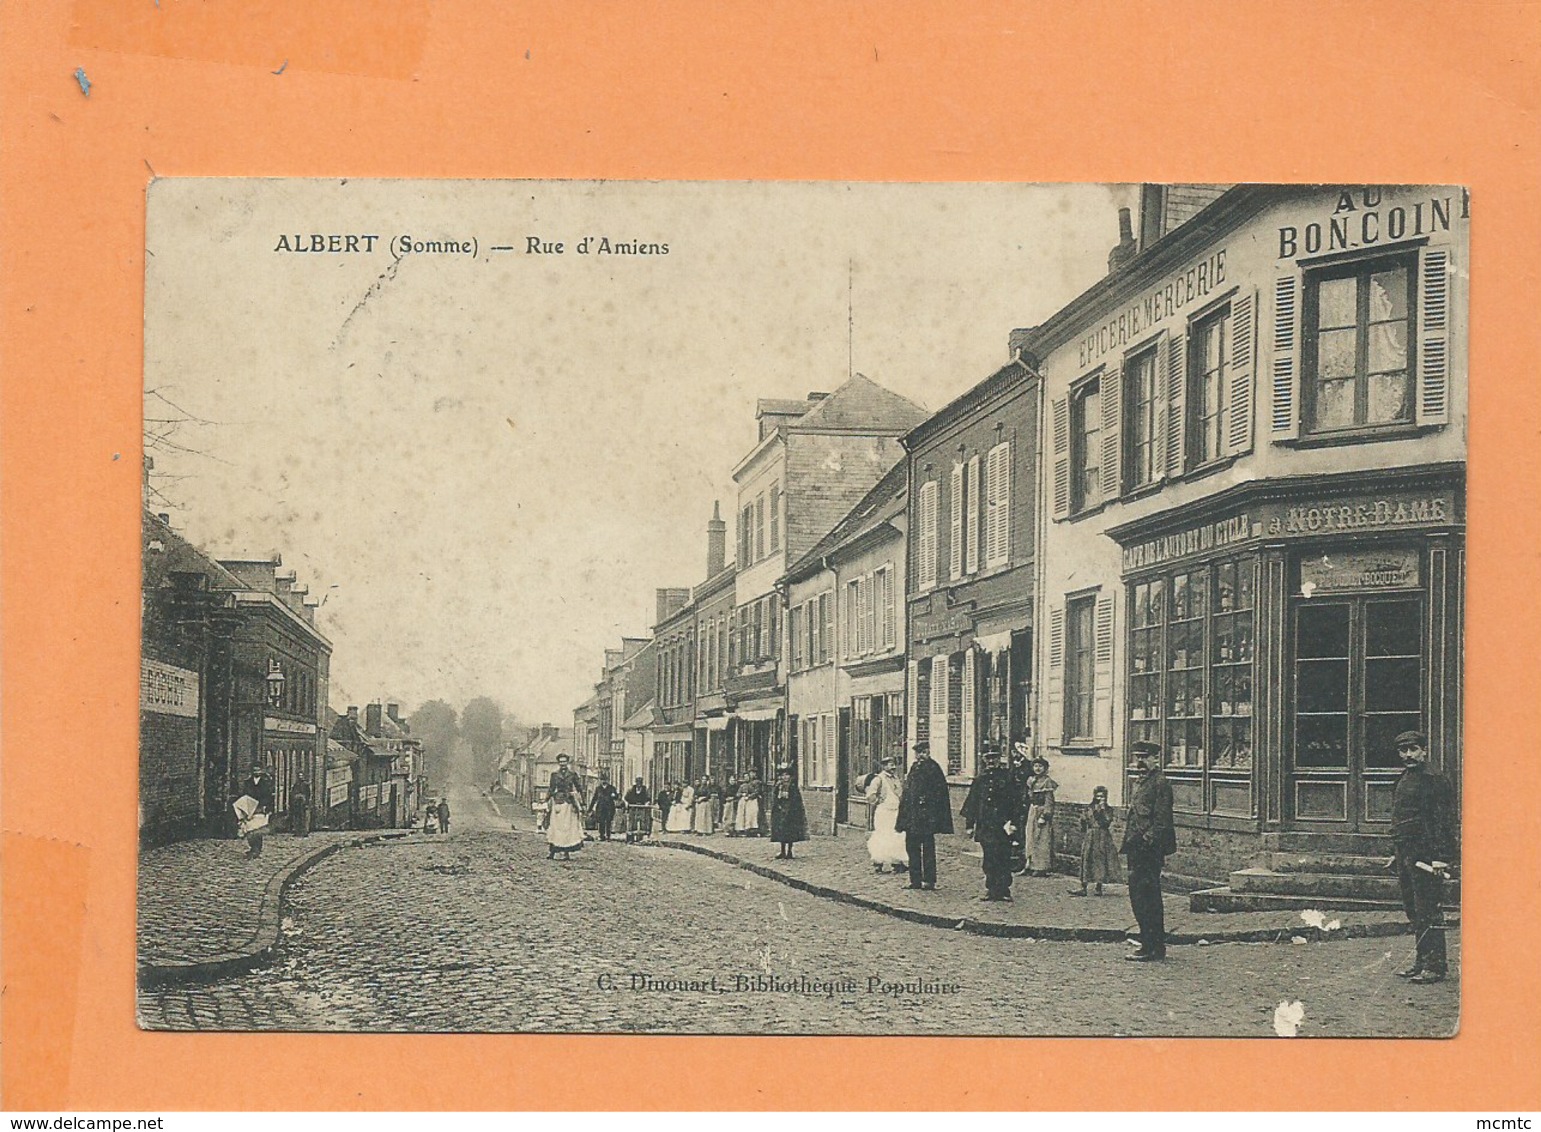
[137, 825, 1459, 1037]
[653, 830, 1420, 940]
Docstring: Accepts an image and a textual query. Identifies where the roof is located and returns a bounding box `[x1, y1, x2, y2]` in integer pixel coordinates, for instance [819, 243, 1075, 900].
[621, 703, 660, 730]
[788, 373, 928, 435]
[757, 397, 819, 418]
[783, 459, 908, 584]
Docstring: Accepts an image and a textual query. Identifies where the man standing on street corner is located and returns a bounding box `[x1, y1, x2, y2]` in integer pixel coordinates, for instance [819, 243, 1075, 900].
[1121, 739, 1176, 961]
[961, 741, 1017, 902]
[896, 740, 953, 890]
[1388, 730, 1457, 984]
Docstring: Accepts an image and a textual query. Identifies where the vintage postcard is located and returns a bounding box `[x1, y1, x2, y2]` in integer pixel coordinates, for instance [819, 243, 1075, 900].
[136, 179, 1466, 1037]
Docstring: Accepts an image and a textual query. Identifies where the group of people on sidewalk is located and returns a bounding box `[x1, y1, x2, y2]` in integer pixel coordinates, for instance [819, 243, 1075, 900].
[647, 768, 810, 858]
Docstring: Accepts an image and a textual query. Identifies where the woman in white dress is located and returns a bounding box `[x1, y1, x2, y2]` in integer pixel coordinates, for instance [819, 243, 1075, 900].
[692, 778, 717, 835]
[545, 755, 586, 861]
[666, 781, 695, 833]
[864, 754, 909, 873]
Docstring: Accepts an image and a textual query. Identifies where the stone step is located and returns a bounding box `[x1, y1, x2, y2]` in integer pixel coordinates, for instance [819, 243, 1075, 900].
[1191, 886, 1464, 916]
[1229, 867, 1460, 902]
[1256, 852, 1399, 876]
[1261, 831, 1392, 854]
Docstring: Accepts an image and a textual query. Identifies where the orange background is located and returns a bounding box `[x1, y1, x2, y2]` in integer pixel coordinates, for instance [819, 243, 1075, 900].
[3, 0, 1539, 1112]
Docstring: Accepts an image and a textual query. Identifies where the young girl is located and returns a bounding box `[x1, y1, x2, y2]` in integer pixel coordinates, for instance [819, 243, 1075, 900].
[1070, 785, 1119, 895]
[1023, 757, 1058, 876]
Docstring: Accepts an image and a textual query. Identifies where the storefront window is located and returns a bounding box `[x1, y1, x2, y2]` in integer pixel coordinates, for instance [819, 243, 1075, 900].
[1128, 555, 1257, 783]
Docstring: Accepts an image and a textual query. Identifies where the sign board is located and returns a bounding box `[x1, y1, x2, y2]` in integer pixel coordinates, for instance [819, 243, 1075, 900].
[1300, 549, 1421, 595]
[141, 659, 199, 718]
[263, 716, 318, 735]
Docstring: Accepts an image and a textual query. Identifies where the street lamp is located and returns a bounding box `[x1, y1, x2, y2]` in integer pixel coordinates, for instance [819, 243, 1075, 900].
[266, 659, 286, 708]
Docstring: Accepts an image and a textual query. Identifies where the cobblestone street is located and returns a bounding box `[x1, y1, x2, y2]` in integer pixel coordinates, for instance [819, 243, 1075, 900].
[138, 789, 1459, 1037]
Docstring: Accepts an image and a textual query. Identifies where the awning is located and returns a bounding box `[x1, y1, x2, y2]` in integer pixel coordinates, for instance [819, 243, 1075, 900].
[702, 716, 730, 731]
[737, 706, 781, 722]
[973, 630, 1014, 654]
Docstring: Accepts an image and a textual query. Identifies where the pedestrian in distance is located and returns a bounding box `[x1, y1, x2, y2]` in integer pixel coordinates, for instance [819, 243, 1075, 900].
[289, 775, 311, 838]
[1387, 730, 1457, 984]
[235, 764, 274, 859]
[436, 795, 451, 836]
[863, 751, 909, 874]
[1121, 740, 1176, 961]
[656, 781, 673, 831]
[721, 774, 739, 836]
[666, 779, 694, 834]
[545, 753, 586, 861]
[961, 741, 1018, 902]
[735, 771, 764, 837]
[623, 777, 652, 842]
[1070, 785, 1119, 896]
[895, 740, 953, 890]
[693, 777, 717, 835]
[770, 764, 808, 859]
[1022, 756, 1059, 876]
[590, 771, 620, 841]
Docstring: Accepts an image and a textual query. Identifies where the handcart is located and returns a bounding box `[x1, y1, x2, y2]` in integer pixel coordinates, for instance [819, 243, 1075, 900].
[624, 802, 654, 843]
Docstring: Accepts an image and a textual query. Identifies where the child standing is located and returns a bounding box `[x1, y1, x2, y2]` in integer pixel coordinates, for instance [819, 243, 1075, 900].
[1070, 785, 1119, 896]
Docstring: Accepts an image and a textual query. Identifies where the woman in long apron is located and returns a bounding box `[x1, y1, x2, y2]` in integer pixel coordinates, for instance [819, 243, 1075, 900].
[545, 755, 586, 861]
[666, 781, 695, 833]
[863, 755, 909, 873]
[693, 778, 717, 835]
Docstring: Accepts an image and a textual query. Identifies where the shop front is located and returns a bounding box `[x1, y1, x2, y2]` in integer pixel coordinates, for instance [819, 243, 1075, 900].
[1111, 464, 1463, 866]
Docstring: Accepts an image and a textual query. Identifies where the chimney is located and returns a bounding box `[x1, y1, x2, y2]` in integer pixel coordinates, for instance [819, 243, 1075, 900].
[386, 703, 401, 723]
[1107, 206, 1138, 273]
[655, 587, 690, 626]
[346, 706, 360, 726]
[365, 703, 383, 735]
[706, 500, 726, 577]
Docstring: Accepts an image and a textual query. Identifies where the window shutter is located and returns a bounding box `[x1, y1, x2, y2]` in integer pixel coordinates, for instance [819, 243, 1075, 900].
[1418, 247, 1451, 427]
[1152, 337, 1172, 482]
[986, 442, 1010, 567]
[949, 463, 964, 582]
[1166, 331, 1187, 475]
[962, 647, 976, 778]
[883, 568, 896, 649]
[1092, 592, 1115, 746]
[859, 576, 871, 654]
[917, 481, 938, 590]
[1100, 363, 1123, 501]
[929, 655, 949, 767]
[906, 660, 918, 751]
[1044, 602, 1065, 748]
[1270, 272, 1301, 441]
[965, 455, 981, 575]
[1051, 397, 1070, 519]
[1228, 289, 1257, 456]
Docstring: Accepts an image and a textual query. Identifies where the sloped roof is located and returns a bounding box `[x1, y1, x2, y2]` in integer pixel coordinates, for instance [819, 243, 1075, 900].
[621, 703, 660, 730]
[757, 397, 817, 418]
[784, 458, 908, 583]
[789, 374, 927, 435]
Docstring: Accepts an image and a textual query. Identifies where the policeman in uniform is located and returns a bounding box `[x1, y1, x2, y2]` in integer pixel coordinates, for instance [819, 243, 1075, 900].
[1121, 739, 1176, 961]
[961, 741, 1019, 902]
[1388, 730, 1456, 984]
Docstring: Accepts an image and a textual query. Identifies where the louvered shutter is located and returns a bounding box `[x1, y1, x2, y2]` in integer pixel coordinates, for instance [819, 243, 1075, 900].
[1044, 602, 1065, 748]
[1270, 272, 1301, 441]
[1051, 397, 1070, 519]
[1152, 337, 1172, 482]
[1418, 247, 1451, 426]
[949, 463, 964, 581]
[929, 655, 949, 767]
[906, 660, 919, 752]
[962, 648, 977, 778]
[1100, 365, 1123, 501]
[1227, 289, 1257, 456]
[965, 455, 981, 575]
[917, 481, 938, 591]
[1092, 592, 1116, 746]
[883, 568, 896, 649]
[986, 442, 1010, 567]
[1166, 331, 1187, 475]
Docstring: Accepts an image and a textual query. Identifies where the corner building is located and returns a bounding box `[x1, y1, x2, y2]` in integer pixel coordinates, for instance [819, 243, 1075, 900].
[1022, 184, 1466, 879]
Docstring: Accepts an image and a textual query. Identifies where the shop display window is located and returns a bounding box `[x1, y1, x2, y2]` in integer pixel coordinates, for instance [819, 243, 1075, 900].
[1127, 555, 1257, 797]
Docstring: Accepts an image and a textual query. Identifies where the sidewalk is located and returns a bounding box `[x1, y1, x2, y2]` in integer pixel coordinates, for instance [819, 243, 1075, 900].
[137, 828, 409, 985]
[653, 829, 1427, 945]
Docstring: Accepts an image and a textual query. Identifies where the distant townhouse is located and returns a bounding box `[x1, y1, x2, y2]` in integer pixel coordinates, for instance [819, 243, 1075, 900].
[651, 587, 696, 788]
[782, 460, 910, 834]
[901, 358, 1041, 809]
[1017, 184, 1467, 882]
[724, 376, 928, 783]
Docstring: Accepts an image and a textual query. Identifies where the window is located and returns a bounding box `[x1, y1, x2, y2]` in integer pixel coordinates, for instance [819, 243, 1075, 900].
[1071, 377, 1102, 512]
[789, 603, 804, 671]
[1305, 255, 1415, 434]
[1064, 595, 1096, 741]
[916, 480, 939, 590]
[1128, 556, 1256, 775]
[769, 485, 781, 551]
[1125, 346, 1161, 488]
[1190, 306, 1231, 466]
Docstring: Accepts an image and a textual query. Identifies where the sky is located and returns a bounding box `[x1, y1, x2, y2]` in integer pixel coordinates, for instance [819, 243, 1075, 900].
[144, 179, 1135, 722]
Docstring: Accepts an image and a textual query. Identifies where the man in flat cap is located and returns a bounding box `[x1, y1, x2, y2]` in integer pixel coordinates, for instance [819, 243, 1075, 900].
[1388, 730, 1457, 984]
[1121, 739, 1176, 961]
[896, 740, 953, 891]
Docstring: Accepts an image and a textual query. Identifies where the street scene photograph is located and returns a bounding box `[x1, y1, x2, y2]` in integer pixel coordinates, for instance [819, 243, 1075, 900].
[137, 179, 1466, 1036]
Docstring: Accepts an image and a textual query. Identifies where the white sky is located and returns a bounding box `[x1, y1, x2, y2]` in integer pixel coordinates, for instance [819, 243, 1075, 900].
[145, 179, 1135, 722]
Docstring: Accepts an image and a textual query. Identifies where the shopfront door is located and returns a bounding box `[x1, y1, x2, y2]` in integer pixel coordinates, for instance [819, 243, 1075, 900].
[1289, 588, 1423, 831]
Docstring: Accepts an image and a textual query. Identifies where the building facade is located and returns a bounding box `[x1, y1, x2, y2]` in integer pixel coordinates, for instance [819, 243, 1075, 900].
[1022, 184, 1467, 878]
[902, 360, 1041, 808]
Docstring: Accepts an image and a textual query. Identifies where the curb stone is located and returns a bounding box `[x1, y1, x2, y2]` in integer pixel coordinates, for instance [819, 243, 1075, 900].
[652, 838, 1434, 946]
[137, 830, 411, 988]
